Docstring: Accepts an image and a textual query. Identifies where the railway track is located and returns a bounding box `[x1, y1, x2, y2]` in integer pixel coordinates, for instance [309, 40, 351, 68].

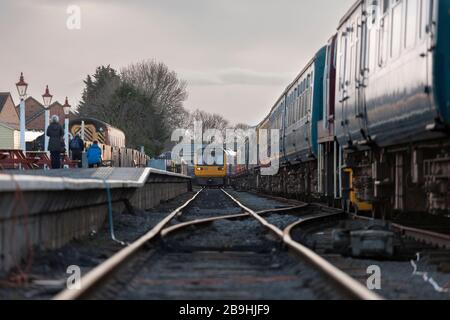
[54, 188, 381, 300]
[210, 190, 450, 299]
[220, 190, 380, 300]
[350, 215, 450, 250]
[245, 189, 450, 251]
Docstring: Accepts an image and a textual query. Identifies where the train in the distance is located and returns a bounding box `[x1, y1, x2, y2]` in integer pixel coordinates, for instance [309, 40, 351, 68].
[232, 0, 450, 218]
[194, 145, 229, 187]
[69, 118, 126, 148]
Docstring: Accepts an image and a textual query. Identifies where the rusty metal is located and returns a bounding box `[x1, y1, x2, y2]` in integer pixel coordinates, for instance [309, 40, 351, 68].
[161, 213, 250, 237]
[351, 214, 450, 250]
[160, 205, 308, 237]
[391, 223, 450, 250]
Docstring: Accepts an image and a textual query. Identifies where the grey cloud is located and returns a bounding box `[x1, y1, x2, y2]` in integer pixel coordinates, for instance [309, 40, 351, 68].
[0, 0, 355, 126]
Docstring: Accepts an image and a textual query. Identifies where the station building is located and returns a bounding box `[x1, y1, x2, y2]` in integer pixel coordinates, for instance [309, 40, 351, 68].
[0, 92, 20, 149]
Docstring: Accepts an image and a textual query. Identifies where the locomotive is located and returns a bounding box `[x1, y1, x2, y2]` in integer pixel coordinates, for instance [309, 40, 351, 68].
[69, 118, 125, 148]
[194, 147, 227, 186]
[233, 0, 450, 217]
[69, 117, 149, 167]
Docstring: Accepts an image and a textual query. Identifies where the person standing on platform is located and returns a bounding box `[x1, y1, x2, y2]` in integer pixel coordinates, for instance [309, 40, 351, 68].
[47, 115, 64, 169]
[69, 134, 84, 168]
[86, 140, 102, 168]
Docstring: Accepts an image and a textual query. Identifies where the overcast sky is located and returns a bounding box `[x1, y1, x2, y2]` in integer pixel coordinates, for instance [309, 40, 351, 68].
[0, 0, 354, 126]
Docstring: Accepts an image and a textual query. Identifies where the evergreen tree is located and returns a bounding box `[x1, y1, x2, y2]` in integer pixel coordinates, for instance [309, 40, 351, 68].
[76, 62, 186, 157]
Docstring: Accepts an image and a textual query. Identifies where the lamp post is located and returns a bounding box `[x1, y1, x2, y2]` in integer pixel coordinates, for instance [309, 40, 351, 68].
[42, 85, 53, 152]
[16, 73, 28, 151]
[62, 97, 71, 156]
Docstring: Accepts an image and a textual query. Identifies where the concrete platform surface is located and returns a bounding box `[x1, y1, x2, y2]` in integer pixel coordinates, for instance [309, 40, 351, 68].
[0, 168, 190, 192]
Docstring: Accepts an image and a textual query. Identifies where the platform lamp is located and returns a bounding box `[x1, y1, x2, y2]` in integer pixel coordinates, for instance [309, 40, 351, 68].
[42, 85, 53, 152]
[62, 97, 71, 156]
[16, 73, 28, 151]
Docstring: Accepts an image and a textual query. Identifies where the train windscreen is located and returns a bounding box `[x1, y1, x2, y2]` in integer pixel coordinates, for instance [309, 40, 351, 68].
[196, 148, 224, 166]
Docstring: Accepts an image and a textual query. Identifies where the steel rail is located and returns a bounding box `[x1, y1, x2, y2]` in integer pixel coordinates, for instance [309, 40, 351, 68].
[53, 188, 204, 300]
[351, 214, 450, 250]
[245, 189, 306, 206]
[160, 204, 308, 238]
[160, 213, 250, 237]
[221, 189, 383, 300]
[391, 223, 450, 250]
[256, 203, 309, 215]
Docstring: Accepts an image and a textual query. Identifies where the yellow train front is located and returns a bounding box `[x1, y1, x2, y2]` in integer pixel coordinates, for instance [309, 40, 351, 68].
[194, 148, 227, 187]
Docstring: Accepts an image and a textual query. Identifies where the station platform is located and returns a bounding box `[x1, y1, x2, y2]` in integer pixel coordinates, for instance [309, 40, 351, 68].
[0, 168, 191, 272]
[0, 167, 189, 190]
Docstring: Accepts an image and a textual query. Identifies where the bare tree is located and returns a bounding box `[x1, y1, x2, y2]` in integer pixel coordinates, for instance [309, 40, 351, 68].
[121, 60, 189, 130]
[188, 109, 230, 134]
[234, 123, 251, 130]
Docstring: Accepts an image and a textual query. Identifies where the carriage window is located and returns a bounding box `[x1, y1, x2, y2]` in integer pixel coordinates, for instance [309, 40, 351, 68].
[306, 89, 310, 116]
[293, 97, 296, 123]
[287, 99, 290, 126]
[368, 27, 376, 72]
[292, 97, 296, 124]
[391, 1, 403, 58]
[419, 0, 427, 39]
[289, 98, 292, 126]
[405, 0, 418, 48]
[349, 42, 354, 84]
[303, 91, 307, 118]
[291, 101, 295, 124]
[383, 0, 390, 13]
[293, 97, 296, 124]
[298, 94, 302, 119]
[290, 100, 293, 126]
[333, 41, 338, 69]
[378, 14, 390, 67]
[420, 0, 434, 38]
[339, 33, 346, 91]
